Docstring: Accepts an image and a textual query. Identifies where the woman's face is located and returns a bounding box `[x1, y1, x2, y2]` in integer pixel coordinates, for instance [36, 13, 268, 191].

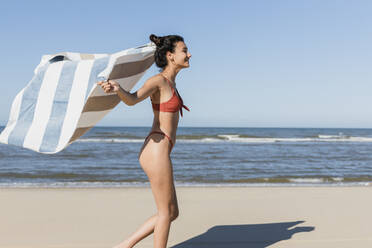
[168, 41, 191, 68]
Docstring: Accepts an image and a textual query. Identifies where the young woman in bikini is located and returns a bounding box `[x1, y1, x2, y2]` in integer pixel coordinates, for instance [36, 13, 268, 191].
[97, 34, 191, 248]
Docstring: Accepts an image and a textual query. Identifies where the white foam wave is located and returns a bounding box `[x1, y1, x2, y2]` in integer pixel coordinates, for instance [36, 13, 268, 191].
[319, 135, 342, 139]
[289, 178, 325, 183]
[217, 134, 372, 143]
[75, 135, 372, 144]
[76, 138, 143, 143]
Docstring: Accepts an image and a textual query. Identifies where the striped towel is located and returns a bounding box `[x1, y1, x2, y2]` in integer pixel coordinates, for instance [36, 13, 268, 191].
[0, 42, 156, 154]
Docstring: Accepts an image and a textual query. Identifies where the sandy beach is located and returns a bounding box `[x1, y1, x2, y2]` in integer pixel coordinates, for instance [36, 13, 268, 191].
[1, 186, 371, 248]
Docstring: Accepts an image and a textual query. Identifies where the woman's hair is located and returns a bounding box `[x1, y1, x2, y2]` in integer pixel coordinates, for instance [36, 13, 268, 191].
[149, 34, 184, 70]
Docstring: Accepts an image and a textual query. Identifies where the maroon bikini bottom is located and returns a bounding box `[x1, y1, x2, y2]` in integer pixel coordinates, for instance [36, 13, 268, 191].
[145, 131, 174, 151]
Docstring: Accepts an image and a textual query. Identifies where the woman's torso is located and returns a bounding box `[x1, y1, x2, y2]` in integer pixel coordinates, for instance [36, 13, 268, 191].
[149, 74, 182, 145]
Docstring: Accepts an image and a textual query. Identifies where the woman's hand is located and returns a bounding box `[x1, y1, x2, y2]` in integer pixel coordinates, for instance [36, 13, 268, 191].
[97, 80, 120, 93]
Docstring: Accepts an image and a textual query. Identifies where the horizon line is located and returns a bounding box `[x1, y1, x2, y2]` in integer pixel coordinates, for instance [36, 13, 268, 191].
[1, 125, 371, 130]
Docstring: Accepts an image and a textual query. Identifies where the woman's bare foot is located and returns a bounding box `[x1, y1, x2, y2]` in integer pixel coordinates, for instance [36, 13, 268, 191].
[112, 239, 132, 248]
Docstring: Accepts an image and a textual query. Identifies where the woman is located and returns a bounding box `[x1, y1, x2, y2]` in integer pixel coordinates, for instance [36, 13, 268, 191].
[97, 34, 191, 248]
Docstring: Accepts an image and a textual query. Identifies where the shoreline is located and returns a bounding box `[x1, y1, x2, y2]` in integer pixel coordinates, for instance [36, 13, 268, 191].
[0, 182, 371, 189]
[0, 184, 372, 190]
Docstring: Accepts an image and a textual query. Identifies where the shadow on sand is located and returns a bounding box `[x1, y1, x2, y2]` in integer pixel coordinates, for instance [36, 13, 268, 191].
[171, 220, 314, 248]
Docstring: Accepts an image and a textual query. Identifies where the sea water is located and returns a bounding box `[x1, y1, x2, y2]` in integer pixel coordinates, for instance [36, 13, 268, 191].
[0, 126, 371, 188]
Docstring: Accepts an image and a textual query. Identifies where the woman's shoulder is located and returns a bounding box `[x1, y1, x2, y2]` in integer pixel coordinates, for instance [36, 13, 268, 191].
[147, 74, 167, 87]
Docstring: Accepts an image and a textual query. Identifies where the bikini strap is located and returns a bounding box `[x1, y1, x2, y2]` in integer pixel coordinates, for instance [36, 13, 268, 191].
[151, 75, 173, 103]
[161, 74, 175, 91]
[160, 74, 190, 117]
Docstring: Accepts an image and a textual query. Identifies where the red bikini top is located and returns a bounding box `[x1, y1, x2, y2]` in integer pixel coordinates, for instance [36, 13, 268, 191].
[151, 75, 190, 117]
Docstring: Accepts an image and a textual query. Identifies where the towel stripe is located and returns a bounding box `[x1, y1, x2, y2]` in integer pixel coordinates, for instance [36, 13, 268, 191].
[82, 95, 120, 112]
[23, 61, 65, 151]
[0, 88, 25, 144]
[38, 61, 79, 152]
[76, 110, 112, 128]
[110, 56, 154, 80]
[84, 56, 110, 102]
[7, 65, 50, 146]
[80, 54, 95, 60]
[55, 60, 95, 152]
[69, 127, 92, 143]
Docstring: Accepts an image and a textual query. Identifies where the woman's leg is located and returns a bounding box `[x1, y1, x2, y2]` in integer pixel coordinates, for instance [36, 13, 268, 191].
[113, 214, 157, 248]
[113, 134, 178, 248]
[142, 133, 178, 248]
[150, 163, 178, 248]
[117, 190, 178, 248]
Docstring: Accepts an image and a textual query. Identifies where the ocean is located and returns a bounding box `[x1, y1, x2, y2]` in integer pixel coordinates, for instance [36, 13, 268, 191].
[0, 126, 371, 188]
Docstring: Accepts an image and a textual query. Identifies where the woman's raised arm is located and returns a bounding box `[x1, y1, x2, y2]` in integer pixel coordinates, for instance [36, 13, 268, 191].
[97, 77, 159, 106]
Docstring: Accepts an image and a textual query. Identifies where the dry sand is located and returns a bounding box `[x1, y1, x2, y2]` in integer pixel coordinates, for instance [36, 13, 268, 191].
[1, 186, 371, 248]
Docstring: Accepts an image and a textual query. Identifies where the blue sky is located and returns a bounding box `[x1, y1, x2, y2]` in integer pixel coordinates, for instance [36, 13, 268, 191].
[0, 0, 371, 128]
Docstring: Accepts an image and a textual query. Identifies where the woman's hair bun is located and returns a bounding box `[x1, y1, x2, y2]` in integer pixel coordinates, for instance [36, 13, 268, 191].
[149, 34, 184, 70]
[149, 34, 163, 47]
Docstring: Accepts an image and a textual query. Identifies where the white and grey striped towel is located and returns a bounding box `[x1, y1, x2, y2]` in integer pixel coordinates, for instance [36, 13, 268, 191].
[0, 42, 156, 154]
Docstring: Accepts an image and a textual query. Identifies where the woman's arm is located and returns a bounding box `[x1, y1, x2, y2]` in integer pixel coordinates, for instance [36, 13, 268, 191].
[97, 77, 159, 106]
[116, 86, 138, 106]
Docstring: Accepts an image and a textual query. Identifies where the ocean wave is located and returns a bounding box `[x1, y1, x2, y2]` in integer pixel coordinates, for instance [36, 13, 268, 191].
[217, 134, 372, 143]
[0, 178, 370, 188]
[75, 134, 372, 144]
[76, 138, 144, 143]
